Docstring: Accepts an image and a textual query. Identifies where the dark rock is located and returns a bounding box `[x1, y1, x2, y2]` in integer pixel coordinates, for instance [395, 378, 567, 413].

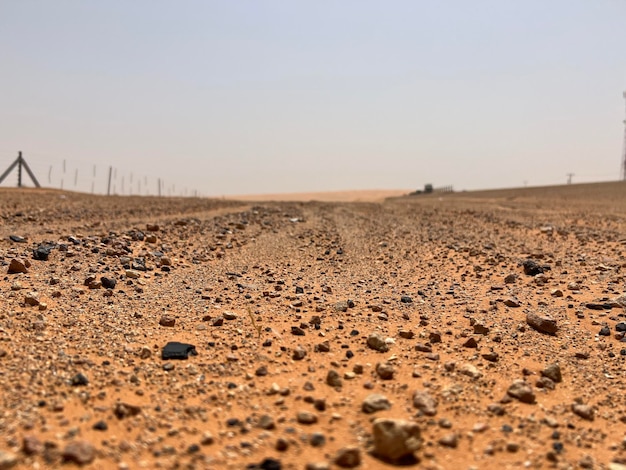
[246, 458, 282, 470]
[9, 235, 26, 243]
[70, 373, 89, 387]
[92, 420, 108, 431]
[101, 277, 116, 289]
[161, 342, 196, 360]
[523, 259, 545, 276]
[400, 295, 413, 303]
[367, 333, 389, 352]
[291, 326, 305, 336]
[33, 245, 52, 261]
[114, 402, 141, 419]
[599, 326, 611, 336]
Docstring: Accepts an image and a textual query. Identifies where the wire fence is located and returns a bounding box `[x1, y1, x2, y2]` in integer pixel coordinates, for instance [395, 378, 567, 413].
[0, 151, 204, 197]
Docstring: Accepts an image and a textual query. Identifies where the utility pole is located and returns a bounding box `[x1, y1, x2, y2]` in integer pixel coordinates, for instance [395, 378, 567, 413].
[0, 151, 41, 187]
[566, 173, 574, 185]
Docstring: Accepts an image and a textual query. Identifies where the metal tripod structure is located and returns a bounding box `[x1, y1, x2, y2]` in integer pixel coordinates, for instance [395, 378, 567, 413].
[0, 151, 41, 187]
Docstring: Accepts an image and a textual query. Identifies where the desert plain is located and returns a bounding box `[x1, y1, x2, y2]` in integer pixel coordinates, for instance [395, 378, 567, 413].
[1, 183, 626, 470]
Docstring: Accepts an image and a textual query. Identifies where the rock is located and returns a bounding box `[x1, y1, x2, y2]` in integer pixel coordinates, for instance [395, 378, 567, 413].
[161, 342, 196, 359]
[572, 403, 595, 421]
[504, 273, 517, 284]
[309, 433, 326, 447]
[504, 298, 521, 308]
[459, 363, 482, 379]
[372, 418, 421, 462]
[375, 361, 395, 380]
[362, 394, 392, 414]
[223, 311, 237, 320]
[463, 337, 478, 348]
[296, 411, 318, 424]
[159, 315, 176, 327]
[33, 245, 52, 261]
[22, 435, 42, 455]
[398, 329, 414, 339]
[257, 415, 275, 430]
[367, 332, 389, 352]
[526, 312, 558, 334]
[413, 390, 438, 416]
[8, 258, 28, 274]
[70, 373, 89, 386]
[114, 402, 141, 419]
[473, 323, 490, 335]
[0, 450, 17, 469]
[62, 440, 95, 465]
[246, 458, 282, 470]
[291, 326, 305, 336]
[551, 289, 564, 297]
[523, 259, 545, 276]
[334, 446, 361, 468]
[400, 295, 413, 303]
[101, 277, 116, 289]
[335, 301, 348, 312]
[292, 345, 307, 360]
[438, 433, 458, 448]
[541, 363, 562, 383]
[507, 380, 536, 403]
[326, 370, 342, 388]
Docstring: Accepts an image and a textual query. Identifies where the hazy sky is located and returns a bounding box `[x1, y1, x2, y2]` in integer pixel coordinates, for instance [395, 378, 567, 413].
[1, 1, 625, 196]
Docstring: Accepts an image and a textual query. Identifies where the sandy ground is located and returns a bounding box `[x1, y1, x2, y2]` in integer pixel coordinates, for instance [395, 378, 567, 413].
[226, 189, 412, 203]
[1, 183, 626, 470]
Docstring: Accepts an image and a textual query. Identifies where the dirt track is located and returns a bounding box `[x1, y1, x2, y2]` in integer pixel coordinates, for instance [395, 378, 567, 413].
[1, 184, 626, 470]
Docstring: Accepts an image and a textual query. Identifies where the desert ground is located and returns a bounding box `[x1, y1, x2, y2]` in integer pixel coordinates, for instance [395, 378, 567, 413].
[1, 183, 626, 470]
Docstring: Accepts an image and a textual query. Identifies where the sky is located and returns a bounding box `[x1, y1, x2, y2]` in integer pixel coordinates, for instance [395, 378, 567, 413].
[1, 1, 625, 196]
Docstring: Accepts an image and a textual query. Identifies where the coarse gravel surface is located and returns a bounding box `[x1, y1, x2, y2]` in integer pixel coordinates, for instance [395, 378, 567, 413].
[1, 184, 626, 470]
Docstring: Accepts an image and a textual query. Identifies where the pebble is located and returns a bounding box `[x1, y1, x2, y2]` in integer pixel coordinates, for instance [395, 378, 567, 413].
[526, 312, 558, 334]
[334, 446, 361, 468]
[372, 418, 421, 462]
[159, 315, 176, 327]
[438, 433, 458, 448]
[367, 332, 389, 352]
[362, 394, 392, 414]
[8, 258, 28, 274]
[541, 363, 562, 383]
[0, 451, 17, 469]
[62, 440, 95, 465]
[296, 411, 318, 425]
[572, 403, 595, 421]
[375, 361, 395, 380]
[326, 369, 342, 388]
[507, 380, 536, 403]
[413, 390, 438, 416]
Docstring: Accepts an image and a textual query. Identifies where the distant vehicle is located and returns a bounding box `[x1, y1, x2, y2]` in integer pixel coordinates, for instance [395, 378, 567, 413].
[424, 184, 433, 194]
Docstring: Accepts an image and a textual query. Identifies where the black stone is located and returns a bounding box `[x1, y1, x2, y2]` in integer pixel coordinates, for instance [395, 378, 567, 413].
[246, 458, 282, 470]
[295, 286, 304, 294]
[401, 295, 413, 303]
[522, 259, 545, 276]
[616, 322, 626, 332]
[161, 342, 197, 360]
[599, 326, 611, 336]
[101, 277, 116, 289]
[9, 235, 26, 243]
[93, 420, 108, 431]
[70, 373, 89, 386]
[33, 245, 52, 261]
